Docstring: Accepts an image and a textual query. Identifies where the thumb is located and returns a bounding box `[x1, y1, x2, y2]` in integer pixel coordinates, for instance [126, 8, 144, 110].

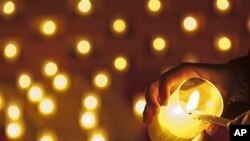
[205, 124, 218, 136]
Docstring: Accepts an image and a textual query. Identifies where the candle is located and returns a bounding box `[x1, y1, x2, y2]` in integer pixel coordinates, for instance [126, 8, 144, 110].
[148, 77, 224, 141]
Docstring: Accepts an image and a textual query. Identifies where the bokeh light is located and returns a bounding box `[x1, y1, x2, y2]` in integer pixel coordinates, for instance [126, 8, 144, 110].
[75, 39, 92, 57]
[1, 0, 16, 16]
[27, 84, 45, 103]
[17, 72, 32, 90]
[53, 73, 70, 92]
[89, 130, 107, 141]
[111, 18, 127, 36]
[37, 129, 58, 141]
[133, 95, 146, 118]
[76, 0, 93, 16]
[6, 102, 22, 120]
[113, 55, 129, 72]
[79, 111, 97, 129]
[151, 35, 168, 55]
[0, 93, 5, 111]
[3, 42, 20, 62]
[42, 60, 58, 77]
[146, 0, 162, 15]
[215, 35, 232, 52]
[182, 15, 199, 33]
[6, 121, 25, 140]
[39, 19, 57, 36]
[93, 71, 111, 89]
[82, 92, 99, 110]
[214, 0, 231, 14]
[38, 96, 57, 116]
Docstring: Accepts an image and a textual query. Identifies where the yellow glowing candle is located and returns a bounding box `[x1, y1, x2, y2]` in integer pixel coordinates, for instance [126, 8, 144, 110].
[148, 78, 224, 141]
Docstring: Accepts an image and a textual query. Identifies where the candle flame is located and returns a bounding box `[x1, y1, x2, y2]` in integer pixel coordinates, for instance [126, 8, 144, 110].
[186, 90, 200, 112]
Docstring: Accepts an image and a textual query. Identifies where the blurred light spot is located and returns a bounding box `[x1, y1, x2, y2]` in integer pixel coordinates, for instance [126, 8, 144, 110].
[1, 0, 15, 16]
[182, 16, 199, 33]
[80, 111, 97, 129]
[83, 94, 99, 110]
[77, 0, 93, 15]
[27, 84, 44, 103]
[146, 0, 162, 14]
[0, 93, 5, 111]
[151, 36, 168, 55]
[113, 56, 129, 72]
[133, 96, 146, 118]
[53, 73, 70, 92]
[3, 42, 20, 61]
[214, 0, 231, 14]
[43, 60, 58, 77]
[39, 19, 57, 36]
[37, 129, 58, 141]
[93, 71, 110, 89]
[247, 18, 250, 32]
[112, 18, 127, 36]
[76, 39, 92, 56]
[6, 121, 25, 139]
[17, 72, 32, 90]
[7, 103, 22, 120]
[89, 130, 107, 141]
[38, 96, 56, 116]
[215, 36, 232, 52]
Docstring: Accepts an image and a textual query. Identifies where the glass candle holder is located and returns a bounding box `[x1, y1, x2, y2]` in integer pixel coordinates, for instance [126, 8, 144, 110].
[148, 77, 224, 141]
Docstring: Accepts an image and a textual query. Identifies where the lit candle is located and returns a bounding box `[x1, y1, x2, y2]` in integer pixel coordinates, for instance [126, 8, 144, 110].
[148, 78, 224, 141]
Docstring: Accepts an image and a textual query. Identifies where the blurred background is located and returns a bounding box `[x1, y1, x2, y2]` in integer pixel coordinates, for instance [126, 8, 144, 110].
[0, 0, 250, 141]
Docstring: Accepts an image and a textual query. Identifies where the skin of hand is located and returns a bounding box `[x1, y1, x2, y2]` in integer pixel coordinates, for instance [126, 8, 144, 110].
[143, 62, 234, 135]
[228, 110, 250, 125]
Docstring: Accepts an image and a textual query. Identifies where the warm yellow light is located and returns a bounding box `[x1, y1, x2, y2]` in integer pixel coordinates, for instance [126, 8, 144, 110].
[112, 18, 127, 35]
[6, 121, 25, 139]
[77, 0, 93, 15]
[133, 96, 146, 117]
[43, 60, 58, 77]
[3, 42, 20, 61]
[27, 84, 44, 103]
[53, 73, 70, 92]
[93, 71, 110, 89]
[113, 56, 128, 72]
[37, 129, 58, 141]
[80, 111, 97, 129]
[17, 72, 32, 90]
[0, 93, 5, 111]
[2, 1, 15, 15]
[147, 0, 162, 14]
[214, 0, 231, 14]
[7, 103, 22, 120]
[186, 90, 200, 112]
[38, 96, 56, 116]
[89, 131, 107, 141]
[76, 39, 92, 56]
[40, 20, 57, 36]
[83, 94, 99, 110]
[182, 16, 199, 33]
[215, 36, 232, 52]
[247, 19, 250, 31]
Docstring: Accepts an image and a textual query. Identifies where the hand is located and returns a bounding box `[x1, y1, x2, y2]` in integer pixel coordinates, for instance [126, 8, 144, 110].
[229, 110, 250, 125]
[143, 62, 234, 135]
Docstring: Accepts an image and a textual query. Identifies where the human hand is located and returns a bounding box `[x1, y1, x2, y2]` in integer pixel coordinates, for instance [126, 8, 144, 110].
[228, 110, 250, 125]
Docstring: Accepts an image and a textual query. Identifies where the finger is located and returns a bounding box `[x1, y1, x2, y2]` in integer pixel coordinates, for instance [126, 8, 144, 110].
[230, 110, 250, 125]
[143, 81, 160, 124]
[145, 81, 160, 108]
[159, 63, 199, 106]
[143, 104, 158, 124]
[241, 111, 250, 124]
[205, 124, 218, 136]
